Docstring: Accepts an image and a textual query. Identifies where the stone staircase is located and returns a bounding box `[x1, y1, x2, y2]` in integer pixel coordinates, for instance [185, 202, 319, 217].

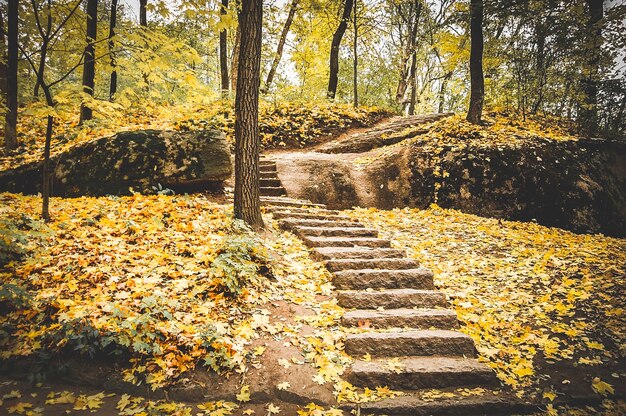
[259, 158, 287, 197]
[258, 158, 534, 415]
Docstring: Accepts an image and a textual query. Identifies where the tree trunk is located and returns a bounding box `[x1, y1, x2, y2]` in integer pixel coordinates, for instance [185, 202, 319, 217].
[466, 0, 484, 124]
[263, 0, 298, 94]
[580, 0, 603, 135]
[231, 25, 240, 92]
[352, 0, 357, 107]
[408, 52, 417, 115]
[0, 10, 8, 149]
[327, 0, 353, 99]
[219, 0, 229, 98]
[80, 0, 98, 123]
[4, 0, 18, 151]
[109, 0, 118, 101]
[139, 0, 147, 27]
[394, 0, 421, 105]
[531, 20, 546, 114]
[234, 0, 264, 229]
[438, 71, 451, 113]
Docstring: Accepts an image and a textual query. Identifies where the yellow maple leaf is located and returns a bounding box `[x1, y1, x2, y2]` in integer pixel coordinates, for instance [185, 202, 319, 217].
[236, 385, 251, 402]
[267, 403, 280, 414]
[591, 377, 614, 396]
[276, 382, 290, 391]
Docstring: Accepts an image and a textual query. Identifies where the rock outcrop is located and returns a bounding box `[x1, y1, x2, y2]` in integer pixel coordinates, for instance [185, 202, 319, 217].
[274, 128, 626, 237]
[0, 129, 232, 196]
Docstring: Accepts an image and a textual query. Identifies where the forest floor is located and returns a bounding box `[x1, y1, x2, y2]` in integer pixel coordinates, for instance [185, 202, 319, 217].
[0, 105, 625, 415]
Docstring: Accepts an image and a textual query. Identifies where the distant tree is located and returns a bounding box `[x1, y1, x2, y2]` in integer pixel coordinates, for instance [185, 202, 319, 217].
[234, 0, 264, 229]
[139, 0, 147, 27]
[353, 0, 358, 107]
[328, 0, 353, 99]
[219, 0, 229, 98]
[20, 0, 87, 220]
[231, 25, 240, 92]
[580, 0, 604, 135]
[466, 0, 484, 124]
[263, 0, 298, 94]
[4, 0, 18, 151]
[80, 0, 98, 123]
[108, 0, 118, 100]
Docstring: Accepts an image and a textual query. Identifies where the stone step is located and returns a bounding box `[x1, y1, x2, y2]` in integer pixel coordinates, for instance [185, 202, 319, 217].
[266, 206, 338, 215]
[332, 268, 434, 290]
[302, 236, 392, 248]
[345, 330, 476, 357]
[346, 356, 498, 391]
[259, 160, 276, 166]
[280, 218, 363, 230]
[260, 198, 326, 209]
[342, 308, 458, 329]
[259, 165, 277, 172]
[260, 186, 286, 196]
[337, 289, 446, 309]
[341, 389, 536, 416]
[292, 226, 378, 238]
[272, 211, 353, 222]
[326, 258, 419, 272]
[313, 247, 406, 261]
[260, 178, 282, 187]
[260, 171, 278, 179]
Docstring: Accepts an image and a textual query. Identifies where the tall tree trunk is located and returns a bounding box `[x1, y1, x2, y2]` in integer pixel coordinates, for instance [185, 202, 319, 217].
[231, 25, 240, 92]
[466, 0, 484, 124]
[234, 0, 264, 229]
[0, 10, 6, 121]
[580, 0, 603, 135]
[438, 71, 451, 113]
[531, 19, 546, 114]
[4, 0, 18, 151]
[80, 0, 98, 123]
[139, 0, 147, 27]
[219, 0, 229, 98]
[263, 0, 298, 94]
[394, 0, 421, 104]
[408, 52, 417, 115]
[109, 0, 118, 100]
[613, 91, 626, 133]
[352, 0, 357, 107]
[327, 0, 353, 99]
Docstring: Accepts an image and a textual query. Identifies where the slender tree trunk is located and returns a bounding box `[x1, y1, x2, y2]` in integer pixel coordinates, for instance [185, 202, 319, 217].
[580, 0, 603, 135]
[531, 20, 546, 114]
[263, 0, 298, 94]
[231, 25, 240, 92]
[613, 91, 626, 133]
[109, 0, 118, 100]
[394, 0, 421, 104]
[352, 0, 357, 107]
[139, 0, 147, 27]
[219, 0, 229, 98]
[327, 0, 353, 99]
[466, 0, 484, 124]
[234, 0, 264, 229]
[438, 71, 451, 113]
[408, 52, 417, 115]
[4, 0, 18, 151]
[0, 11, 6, 120]
[80, 0, 98, 123]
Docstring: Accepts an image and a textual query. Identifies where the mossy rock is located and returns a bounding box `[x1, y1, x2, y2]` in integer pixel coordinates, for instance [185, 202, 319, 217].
[0, 129, 232, 196]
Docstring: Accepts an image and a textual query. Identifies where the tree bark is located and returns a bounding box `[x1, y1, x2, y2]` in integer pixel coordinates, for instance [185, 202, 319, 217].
[353, 0, 357, 107]
[4, 0, 18, 151]
[139, 0, 147, 27]
[408, 51, 417, 115]
[219, 0, 229, 98]
[234, 0, 264, 229]
[231, 25, 240, 92]
[327, 0, 353, 99]
[438, 71, 451, 113]
[263, 0, 298, 94]
[109, 0, 118, 100]
[466, 0, 484, 124]
[80, 0, 98, 123]
[580, 0, 603, 135]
